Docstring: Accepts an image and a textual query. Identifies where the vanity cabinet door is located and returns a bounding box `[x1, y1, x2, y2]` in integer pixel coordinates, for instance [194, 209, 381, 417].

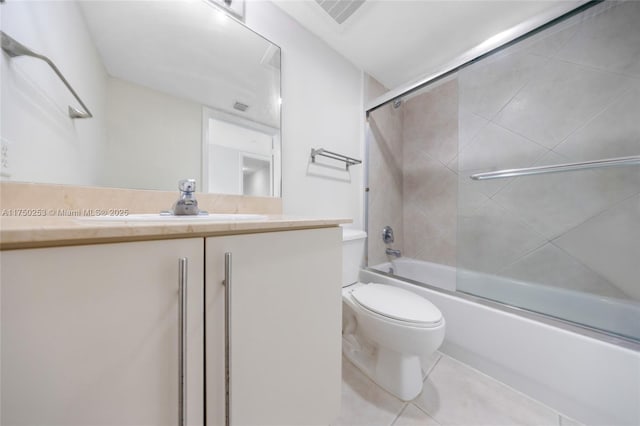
[205, 227, 342, 426]
[0, 238, 204, 426]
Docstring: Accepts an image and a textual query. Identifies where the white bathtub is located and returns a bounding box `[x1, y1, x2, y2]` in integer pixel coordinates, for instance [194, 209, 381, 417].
[363, 258, 640, 426]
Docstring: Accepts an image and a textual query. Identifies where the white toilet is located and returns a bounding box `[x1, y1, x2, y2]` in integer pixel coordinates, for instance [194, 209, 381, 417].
[341, 228, 445, 401]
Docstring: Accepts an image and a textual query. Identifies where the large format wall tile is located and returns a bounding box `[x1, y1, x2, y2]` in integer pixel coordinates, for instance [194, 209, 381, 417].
[402, 82, 458, 267]
[494, 59, 633, 149]
[554, 1, 640, 78]
[498, 243, 628, 299]
[554, 84, 640, 161]
[493, 151, 640, 240]
[403, 79, 458, 166]
[458, 202, 547, 274]
[554, 195, 640, 301]
[458, 123, 547, 198]
[459, 109, 489, 148]
[459, 51, 547, 120]
[458, 123, 547, 173]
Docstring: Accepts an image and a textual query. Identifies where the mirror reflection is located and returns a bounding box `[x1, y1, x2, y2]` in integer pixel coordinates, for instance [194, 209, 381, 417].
[0, 0, 281, 196]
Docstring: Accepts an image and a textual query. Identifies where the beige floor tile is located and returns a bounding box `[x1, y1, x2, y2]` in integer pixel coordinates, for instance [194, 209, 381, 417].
[393, 404, 441, 426]
[414, 355, 558, 426]
[332, 357, 405, 426]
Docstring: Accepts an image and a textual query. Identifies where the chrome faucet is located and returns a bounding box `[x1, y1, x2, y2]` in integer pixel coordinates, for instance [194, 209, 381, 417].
[171, 179, 202, 215]
[382, 226, 401, 258]
[385, 248, 402, 258]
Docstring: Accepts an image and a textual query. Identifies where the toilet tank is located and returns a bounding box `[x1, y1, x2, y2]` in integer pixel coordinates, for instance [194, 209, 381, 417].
[342, 227, 367, 286]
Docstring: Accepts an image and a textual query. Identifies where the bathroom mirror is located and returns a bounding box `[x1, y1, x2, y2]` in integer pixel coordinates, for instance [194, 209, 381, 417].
[0, 0, 281, 196]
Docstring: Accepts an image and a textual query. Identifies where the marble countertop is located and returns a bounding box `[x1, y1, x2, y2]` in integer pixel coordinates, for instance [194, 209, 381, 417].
[0, 215, 351, 250]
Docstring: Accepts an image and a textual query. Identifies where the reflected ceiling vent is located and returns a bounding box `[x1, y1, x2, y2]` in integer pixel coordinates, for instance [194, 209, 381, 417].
[314, 0, 366, 25]
[233, 101, 249, 112]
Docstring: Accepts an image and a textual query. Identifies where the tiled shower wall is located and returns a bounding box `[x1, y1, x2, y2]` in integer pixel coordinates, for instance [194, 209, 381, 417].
[368, 1, 639, 303]
[368, 78, 458, 268]
[402, 80, 458, 266]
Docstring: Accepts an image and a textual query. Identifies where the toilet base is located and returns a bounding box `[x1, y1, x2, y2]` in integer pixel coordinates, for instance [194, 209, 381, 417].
[375, 347, 423, 401]
[342, 336, 424, 401]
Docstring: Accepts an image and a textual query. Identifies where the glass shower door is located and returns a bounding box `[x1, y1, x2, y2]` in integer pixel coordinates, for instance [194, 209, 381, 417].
[456, 0, 640, 341]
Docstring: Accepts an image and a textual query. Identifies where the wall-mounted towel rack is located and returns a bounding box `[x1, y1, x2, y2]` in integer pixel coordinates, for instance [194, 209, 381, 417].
[470, 155, 640, 180]
[1, 31, 93, 119]
[310, 148, 362, 170]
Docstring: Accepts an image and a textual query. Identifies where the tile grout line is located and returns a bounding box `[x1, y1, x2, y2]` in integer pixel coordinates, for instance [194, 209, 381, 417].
[388, 403, 409, 426]
[551, 191, 640, 245]
[411, 353, 446, 425]
[549, 80, 635, 153]
[423, 352, 443, 380]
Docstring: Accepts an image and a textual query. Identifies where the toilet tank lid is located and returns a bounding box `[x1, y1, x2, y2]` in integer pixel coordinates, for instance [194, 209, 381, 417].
[342, 227, 367, 242]
[352, 284, 442, 324]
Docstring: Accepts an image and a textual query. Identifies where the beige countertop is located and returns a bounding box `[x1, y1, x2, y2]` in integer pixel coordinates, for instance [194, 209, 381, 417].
[0, 215, 351, 250]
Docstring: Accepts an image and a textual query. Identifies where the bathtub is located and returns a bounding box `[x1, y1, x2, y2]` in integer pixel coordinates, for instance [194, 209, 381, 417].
[363, 258, 640, 426]
[373, 258, 640, 339]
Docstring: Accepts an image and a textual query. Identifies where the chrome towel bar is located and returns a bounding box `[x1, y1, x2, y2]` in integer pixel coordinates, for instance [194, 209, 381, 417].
[1, 31, 93, 119]
[470, 155, 640, 180]
[310, 148, 362, 170]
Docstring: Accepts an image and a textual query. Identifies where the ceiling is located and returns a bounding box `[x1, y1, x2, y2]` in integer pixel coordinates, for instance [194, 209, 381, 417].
[273, 0, 585, 91]
[79, 1, 281, 128]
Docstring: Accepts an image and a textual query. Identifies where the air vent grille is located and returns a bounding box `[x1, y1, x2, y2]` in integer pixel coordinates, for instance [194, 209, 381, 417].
[314, 0, 365, 24]
[233, 102, 249, 112]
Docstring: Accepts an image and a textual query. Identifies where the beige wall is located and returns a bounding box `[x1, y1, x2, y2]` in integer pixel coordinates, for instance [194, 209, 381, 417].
[402, 80, 458, 266]
[367, 77, 457, 267]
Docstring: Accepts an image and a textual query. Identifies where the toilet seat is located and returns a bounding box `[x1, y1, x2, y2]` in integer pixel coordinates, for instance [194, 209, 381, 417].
[351, 284, 442, 326]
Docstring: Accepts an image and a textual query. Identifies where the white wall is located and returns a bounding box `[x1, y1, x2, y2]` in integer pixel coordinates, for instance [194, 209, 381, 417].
[0, 1, 107, 186]
[210, 145, 240, 195]
[102, 77, 201, 191]
[246, 1, 364, 228]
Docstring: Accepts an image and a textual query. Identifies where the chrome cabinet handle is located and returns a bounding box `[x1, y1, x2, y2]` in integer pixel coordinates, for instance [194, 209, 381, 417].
[223, 252, 232, 426]
[178, 258, 188, 426]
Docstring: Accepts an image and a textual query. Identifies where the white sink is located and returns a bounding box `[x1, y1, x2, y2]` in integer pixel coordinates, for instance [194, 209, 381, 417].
[80, 213, 268, 222]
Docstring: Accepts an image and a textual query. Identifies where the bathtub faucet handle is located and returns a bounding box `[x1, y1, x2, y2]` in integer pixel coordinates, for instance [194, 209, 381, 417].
[382, 226, 395, 244]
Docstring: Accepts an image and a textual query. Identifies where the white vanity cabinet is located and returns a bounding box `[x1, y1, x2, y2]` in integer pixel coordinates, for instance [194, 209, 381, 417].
[0, 238, 204, 426]
[0, 225, 342, 426]
[205, 227, 342, 426]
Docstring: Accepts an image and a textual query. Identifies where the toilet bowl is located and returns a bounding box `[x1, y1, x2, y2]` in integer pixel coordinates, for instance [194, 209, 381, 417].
[341, 228, 445, 401]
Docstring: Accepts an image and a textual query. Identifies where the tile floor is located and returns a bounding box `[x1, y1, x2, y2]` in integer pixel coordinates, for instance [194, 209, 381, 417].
[333, 352, 583, 426]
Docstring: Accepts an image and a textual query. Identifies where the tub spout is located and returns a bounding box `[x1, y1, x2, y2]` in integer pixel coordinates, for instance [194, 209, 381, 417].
[386, 248, 401, 258]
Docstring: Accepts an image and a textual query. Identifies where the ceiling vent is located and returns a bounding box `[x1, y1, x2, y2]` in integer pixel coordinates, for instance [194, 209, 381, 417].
[233, 101, 249, 112]
[314, 0, 366, 24]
